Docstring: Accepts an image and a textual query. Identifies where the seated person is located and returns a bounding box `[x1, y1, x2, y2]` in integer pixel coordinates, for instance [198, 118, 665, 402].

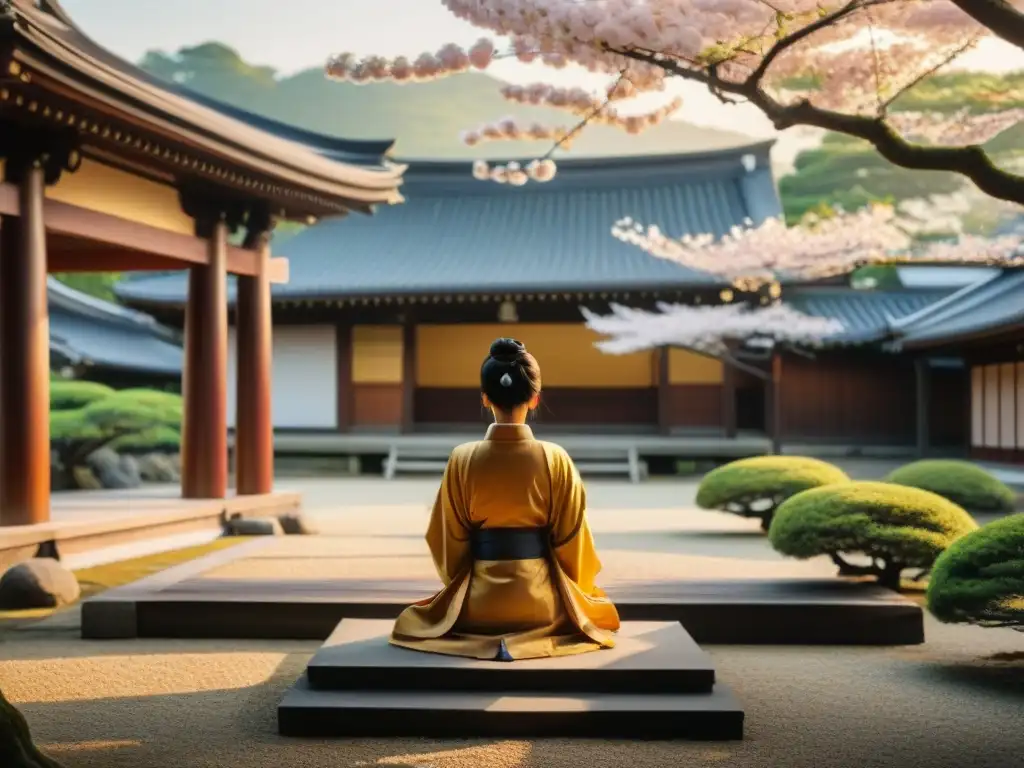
[391, 338, 620, 661]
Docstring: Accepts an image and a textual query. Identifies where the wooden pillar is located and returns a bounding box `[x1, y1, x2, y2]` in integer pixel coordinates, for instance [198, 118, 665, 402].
[657, 346, 671, 435]
[235, 237, 274, 495]
[181, 218, 229, 499]
[335, 323, 353, 431]
[915, 357, 931, 458]
[722, 346, 738, 439]
[0, 163, 50, 525]
[401, 322, 416, 433]
[765, 351, 783, 455]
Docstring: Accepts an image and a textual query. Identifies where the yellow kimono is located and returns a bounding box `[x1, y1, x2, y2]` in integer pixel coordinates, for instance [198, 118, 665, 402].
[390, 423, 620, 660]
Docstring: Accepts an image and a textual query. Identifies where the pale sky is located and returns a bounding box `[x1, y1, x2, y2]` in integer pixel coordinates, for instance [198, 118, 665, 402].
[61, 0, 1024, 167]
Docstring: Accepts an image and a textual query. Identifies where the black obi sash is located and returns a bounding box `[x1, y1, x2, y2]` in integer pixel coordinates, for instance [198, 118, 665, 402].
[470, 527, 549, 561]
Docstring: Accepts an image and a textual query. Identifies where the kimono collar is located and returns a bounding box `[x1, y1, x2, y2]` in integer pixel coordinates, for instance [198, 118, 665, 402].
[485, 423, 534, 442]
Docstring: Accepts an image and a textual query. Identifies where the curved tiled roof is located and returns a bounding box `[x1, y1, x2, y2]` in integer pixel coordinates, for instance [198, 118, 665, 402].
[116, 145, 783, 306]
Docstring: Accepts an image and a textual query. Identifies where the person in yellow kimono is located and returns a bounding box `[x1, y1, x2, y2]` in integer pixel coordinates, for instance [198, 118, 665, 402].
[391, 337, 621, 661]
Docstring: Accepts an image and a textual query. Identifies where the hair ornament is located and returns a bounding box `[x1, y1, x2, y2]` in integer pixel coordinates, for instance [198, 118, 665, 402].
[499, 373, 513, 387]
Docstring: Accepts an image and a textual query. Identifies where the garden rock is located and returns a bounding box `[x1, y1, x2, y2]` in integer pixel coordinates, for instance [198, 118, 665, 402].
[278, 513, 318, 535]
[95, 457, 142, 490]
[224, 517, 282, 536]
[137, 453, 180, 483]
[0, 558, 80, 610]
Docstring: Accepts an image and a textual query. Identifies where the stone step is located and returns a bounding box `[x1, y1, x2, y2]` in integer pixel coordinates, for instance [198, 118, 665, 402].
[306, 619, 715, 694]
[278, 675, 744, 740]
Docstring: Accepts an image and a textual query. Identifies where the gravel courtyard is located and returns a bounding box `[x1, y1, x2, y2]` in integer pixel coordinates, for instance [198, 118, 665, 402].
[1, 475, 1021, 768]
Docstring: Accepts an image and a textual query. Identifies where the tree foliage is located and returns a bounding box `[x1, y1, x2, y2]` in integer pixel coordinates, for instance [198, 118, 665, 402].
[927, 513, 1024, 629]
[886, 460, 1017, 514]
[696, 456, 849, 530]
[769, 481, 979, 589]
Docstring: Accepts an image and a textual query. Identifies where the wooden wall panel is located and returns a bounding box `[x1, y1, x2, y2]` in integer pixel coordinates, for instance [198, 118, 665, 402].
[352, 383, 403, 427]
[667, 348, 723, 384]
[971, 366, 984, 447]
[352, 325, 403, 384]
[42, 158, 195, 235]
[416, 323, 654, 388]
[928, 367, 969, 447]
[414, 387, 658, 425]
[983, 364, 999, 448]
[999, 363, 1016, 449]
[778, 355, 916, 443]
[662, 385, 725, 429]
[1017, 363, 1024, 450]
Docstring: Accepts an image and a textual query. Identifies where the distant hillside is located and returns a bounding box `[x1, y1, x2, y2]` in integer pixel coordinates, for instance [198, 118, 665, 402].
[139, 42, 757, 160]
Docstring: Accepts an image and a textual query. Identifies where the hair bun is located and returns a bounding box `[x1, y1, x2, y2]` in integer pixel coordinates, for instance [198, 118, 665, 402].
[489, 337, 525, 363]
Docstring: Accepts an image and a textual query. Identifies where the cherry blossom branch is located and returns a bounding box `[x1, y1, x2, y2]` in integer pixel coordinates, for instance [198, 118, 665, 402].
[949, 0, 1024, 50]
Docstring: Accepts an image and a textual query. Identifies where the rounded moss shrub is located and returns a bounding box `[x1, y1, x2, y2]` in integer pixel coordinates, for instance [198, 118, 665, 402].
[769, 481, 979, 590]
[886, 459, 1016, 514]
[49, 379, 116, 411]
[696, 456, 849, 530]
[927, 513, 1024, 629]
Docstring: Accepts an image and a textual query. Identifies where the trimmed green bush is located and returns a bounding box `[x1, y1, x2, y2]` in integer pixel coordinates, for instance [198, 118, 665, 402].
[696, 456, 850, 530]
[49, 380, 116, 411]
[770, 481, 979, 590]
[50, 389, 183, 489]
[927, 513, 1024, 629]
[886, 459, 1016, 513]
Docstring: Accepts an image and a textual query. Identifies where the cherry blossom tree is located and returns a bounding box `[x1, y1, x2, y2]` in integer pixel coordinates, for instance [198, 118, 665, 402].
[327, 1, 1024, 203]
[615, 202, 1024, 290]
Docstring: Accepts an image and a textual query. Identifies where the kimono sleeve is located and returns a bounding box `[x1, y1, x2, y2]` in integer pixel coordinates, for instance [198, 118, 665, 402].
[547, 446, 602, 594]
[424, 448, 471, 585]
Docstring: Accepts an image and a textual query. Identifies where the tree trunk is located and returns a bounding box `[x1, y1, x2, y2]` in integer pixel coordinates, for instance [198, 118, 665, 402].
[876, 561, 905, 591]
[759, 513, 773, 532]
[0, 685, 62, 768]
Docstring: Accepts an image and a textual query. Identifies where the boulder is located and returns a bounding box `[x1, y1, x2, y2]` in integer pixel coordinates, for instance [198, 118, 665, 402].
[278, 513, 318, 535]
[136, 453, 180, 483]
[85, 447, 141, 490]
[0, 558, 80, 610]
[224, 517, 282, 536]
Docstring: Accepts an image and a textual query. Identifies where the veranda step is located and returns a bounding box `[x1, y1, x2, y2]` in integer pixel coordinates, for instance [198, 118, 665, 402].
[305, 619, 715, 694]
[278, 675, 744, 740]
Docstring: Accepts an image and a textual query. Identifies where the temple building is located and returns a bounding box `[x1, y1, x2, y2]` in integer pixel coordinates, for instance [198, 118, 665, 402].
[887, 270, 1024, 464]
[116, 139, 970, 457]
[48, 277, 182, 389]
[0, 0, 404, 525]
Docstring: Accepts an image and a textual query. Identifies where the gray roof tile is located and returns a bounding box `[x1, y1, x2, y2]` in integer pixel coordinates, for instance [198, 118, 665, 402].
[893, 271, 1024, 347]
[784, 286, 955, 345]
[116, 149, 782, 305]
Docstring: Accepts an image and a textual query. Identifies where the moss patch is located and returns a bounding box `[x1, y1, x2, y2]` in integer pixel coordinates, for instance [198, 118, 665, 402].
[0, 537, 245, 630]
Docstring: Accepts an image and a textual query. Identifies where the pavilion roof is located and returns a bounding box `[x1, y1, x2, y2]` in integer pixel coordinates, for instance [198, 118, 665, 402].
[886, 270, 1024, 350]
[115, 143, 782, 306]
[1, 0, 404, 216]
[48, 278, 182, 375]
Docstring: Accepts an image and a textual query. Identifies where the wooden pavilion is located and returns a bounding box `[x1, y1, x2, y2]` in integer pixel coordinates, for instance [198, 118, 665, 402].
[0, 0, 404, 525]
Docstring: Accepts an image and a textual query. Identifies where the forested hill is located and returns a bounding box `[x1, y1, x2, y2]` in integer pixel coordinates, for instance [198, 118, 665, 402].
[139, 42, 754, 160]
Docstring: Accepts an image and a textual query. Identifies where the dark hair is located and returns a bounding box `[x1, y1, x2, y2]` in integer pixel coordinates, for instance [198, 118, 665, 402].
[480, 337, 542, 412]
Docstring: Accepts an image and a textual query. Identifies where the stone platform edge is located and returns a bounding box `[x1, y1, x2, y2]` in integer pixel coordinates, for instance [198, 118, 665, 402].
[1, 493, 298, 570]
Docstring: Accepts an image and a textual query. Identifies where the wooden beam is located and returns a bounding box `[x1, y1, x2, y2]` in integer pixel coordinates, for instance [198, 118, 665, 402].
[0, 166, 51, 525]
[235, 239, 274, 495]
[915, 357, 930, 458]
[401, 322, 416, 433]
[657, 347, 671, 435]
[48, 250, 183, 272]
[721, 345, 738, 439]
[335, 324, 353, 432]
[766, 352, 783, 455]
[0, 181, 289, 279]
[181, 219, 229, 499]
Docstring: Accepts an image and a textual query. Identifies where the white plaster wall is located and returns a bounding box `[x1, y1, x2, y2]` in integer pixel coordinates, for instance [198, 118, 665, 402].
[983, 365, 1000, 448]
[999, 363, 1017, 449]
[227, 324, 338, 429]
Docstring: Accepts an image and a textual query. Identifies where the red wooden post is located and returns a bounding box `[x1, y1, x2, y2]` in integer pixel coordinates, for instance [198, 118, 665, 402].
[0, 162, 51, 525]
[181, 217, 229, 499]
[235, 237, 274, 494]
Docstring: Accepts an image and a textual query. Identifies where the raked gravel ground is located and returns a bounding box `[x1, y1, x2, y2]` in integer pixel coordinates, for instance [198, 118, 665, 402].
[2, 476, 1022, 768]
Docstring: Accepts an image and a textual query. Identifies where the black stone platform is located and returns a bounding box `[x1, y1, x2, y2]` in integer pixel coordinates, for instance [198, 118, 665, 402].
[83, 575, 925, 645]
[307, 620, 715, 693]
[278, 619, 744, 740]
